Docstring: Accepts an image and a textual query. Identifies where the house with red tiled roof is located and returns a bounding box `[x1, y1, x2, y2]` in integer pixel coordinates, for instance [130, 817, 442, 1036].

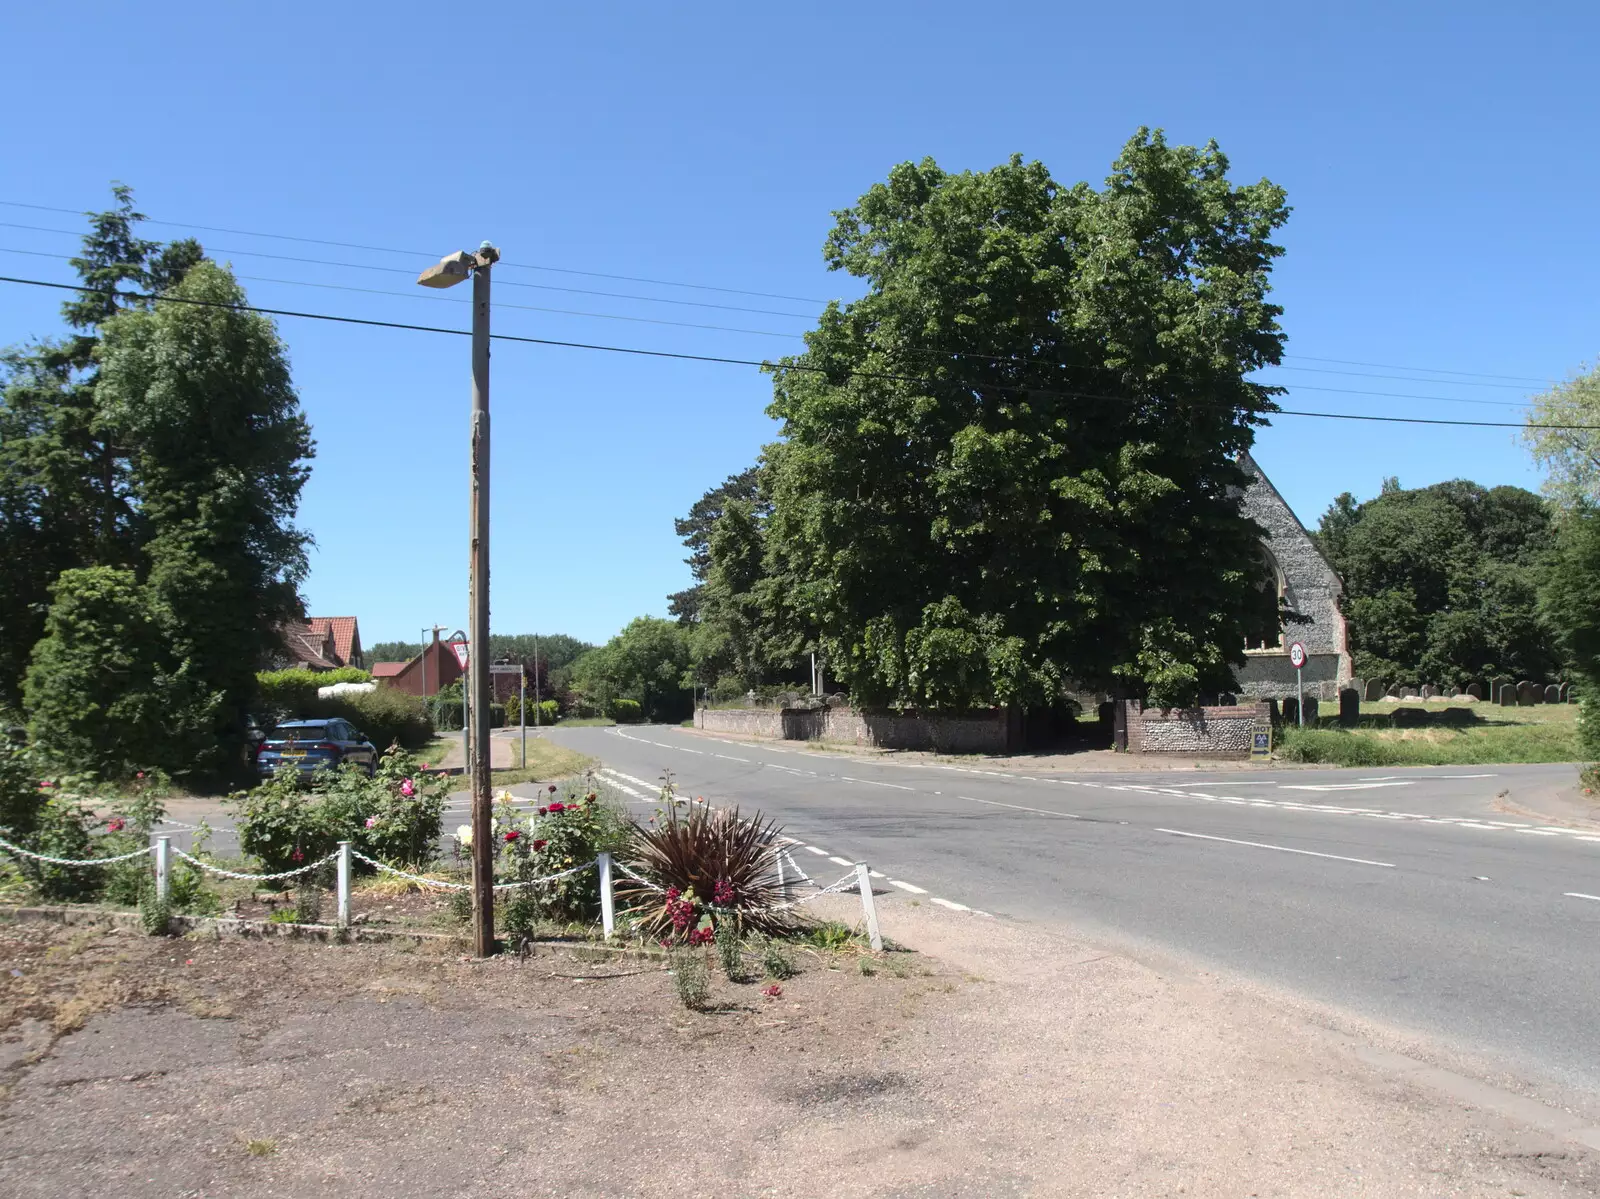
[272, 616, 365, 672]
[307, 617, 363, 669]
[372, 630, 462, 697]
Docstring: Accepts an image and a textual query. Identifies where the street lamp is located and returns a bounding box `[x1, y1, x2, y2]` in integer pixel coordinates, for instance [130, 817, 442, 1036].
[418, 242, 500, 959]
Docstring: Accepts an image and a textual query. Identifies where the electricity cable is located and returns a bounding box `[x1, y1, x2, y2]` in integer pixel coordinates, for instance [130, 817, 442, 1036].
[0, 273, 1589, 432]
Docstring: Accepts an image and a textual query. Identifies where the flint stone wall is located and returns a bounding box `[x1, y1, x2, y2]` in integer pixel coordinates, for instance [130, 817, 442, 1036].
[1125, 701, 1268, 759]
[697, 705, 1014, 753]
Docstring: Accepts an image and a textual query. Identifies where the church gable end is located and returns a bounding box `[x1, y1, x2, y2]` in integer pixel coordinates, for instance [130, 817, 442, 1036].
[1235, 451, 1352, 701]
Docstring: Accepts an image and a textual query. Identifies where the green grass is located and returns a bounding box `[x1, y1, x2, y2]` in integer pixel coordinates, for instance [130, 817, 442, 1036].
[1277, 707, 1582, 767]
[489, 738, 595, 785]
[550, 717, 616, 728]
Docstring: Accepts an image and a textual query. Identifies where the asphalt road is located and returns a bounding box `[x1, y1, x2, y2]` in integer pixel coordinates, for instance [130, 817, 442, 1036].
[543, 724, 1600, 1096]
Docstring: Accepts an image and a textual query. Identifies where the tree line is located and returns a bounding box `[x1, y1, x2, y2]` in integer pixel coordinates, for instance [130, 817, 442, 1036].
[0, 189, 313, 780]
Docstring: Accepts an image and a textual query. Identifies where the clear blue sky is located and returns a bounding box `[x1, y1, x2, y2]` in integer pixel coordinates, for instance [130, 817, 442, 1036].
[1, 3, 1595, 649]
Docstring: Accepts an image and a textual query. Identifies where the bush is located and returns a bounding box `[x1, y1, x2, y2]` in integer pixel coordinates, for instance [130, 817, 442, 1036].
[504, 697, 561, 727]
[313, 687, 432, 749]
[606, 697, 643, 723]
[255, 667, 371, 719]
[231, 745, 448, 876]
[478, 779, 632, 924]
[615, 803, 791, 941]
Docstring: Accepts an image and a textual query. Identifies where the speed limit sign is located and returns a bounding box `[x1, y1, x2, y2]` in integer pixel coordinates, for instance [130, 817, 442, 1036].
[1288, 642, 1307, 727]
[1288, 642, 1307, 669]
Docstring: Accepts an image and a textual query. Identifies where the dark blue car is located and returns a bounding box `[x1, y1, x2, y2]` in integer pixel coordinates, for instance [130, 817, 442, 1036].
[256, 718, 377, 779]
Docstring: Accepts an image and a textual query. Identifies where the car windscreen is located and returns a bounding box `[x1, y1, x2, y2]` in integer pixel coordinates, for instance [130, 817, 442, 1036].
[270, 725, 330, 742]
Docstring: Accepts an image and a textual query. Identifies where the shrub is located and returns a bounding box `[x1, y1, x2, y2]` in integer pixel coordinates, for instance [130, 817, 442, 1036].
[606, 697, 643, 723]
[760, 937, 797, 980]
[230, 745, 448, 876]
[616, 803, 791, 941]
[481, 779, 631, 924]
[255, 667, 371, 718]
[669, 947, 711, 1010]
[313, 687, 432, 750]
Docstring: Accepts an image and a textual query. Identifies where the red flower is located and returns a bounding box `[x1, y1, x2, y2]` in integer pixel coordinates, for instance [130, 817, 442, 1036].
[533, 839, 548, 851]
[762, 984, 782, 999]
[291, 848, 305, 863]
[688, 927, 714, 945]
[548, 802, 566, 814]
[135, 771, 145, 780]
[504, 829, 520, 842]
[712, 878, 734, 905]
[106, 817, 126, 833]
[537, 806, 548, 816]
[666, 887, 680, 902]
[548, 784, 558, 793]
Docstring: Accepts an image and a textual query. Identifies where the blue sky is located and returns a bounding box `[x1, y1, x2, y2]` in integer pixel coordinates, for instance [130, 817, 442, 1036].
[1, 2, 1595, 648]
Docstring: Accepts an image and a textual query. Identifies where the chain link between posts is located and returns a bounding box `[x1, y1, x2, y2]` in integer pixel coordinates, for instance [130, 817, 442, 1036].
[0, 834, 156, 868]
[169, 846, 338, 882]
[348, 850, 597, 892]
[773, 867, 860, 910]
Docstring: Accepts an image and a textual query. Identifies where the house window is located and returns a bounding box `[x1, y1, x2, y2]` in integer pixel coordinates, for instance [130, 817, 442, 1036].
[1244, 546, 1286, 651]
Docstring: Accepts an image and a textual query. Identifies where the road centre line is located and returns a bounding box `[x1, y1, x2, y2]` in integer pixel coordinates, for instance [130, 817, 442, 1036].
[956, 795, 1082, 819]
[929, 897, 970, 912]
[1156, 828, 1396, 869]
[828, 856, 853, 866]
[1565, 893, 1600, 903]
[888, 879, 928, 894]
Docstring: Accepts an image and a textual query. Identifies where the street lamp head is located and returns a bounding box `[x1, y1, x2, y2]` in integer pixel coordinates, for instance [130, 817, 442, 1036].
[416, 250, 474, 289]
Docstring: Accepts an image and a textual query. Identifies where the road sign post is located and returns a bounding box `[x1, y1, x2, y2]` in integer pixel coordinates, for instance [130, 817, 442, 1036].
[449, 635, 470, 772]
[1288, 641, 1308, 728]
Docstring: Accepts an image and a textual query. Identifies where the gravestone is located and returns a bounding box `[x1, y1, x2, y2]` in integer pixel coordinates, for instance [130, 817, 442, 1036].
[1499, 683, 1516, 706]
[1517, 681, 1538, 706]
[1365, 679, 1385, 701]
[1302, 697, 1319, 723]
[1402, 686, 1419, 698]
[1561, 682, 1573, 703]
[1446, 686, 1460, 698]
[1261, 697, 1280, 724]
[1467, 682, 1483, 700]
[1339, 688, 1359, 727]
[1546, 684, 1562, 704]
[1280, 696, 1299, 726]
[1420, 684, 1437, 700]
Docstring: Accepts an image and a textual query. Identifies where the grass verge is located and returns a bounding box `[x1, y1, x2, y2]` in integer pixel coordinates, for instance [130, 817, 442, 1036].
[1277, 720, 1582, 766]
[490, 738, 595, 785]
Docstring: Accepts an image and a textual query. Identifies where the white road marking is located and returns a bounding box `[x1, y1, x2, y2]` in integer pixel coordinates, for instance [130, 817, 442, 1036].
[1517, 829, 1561, 836]
[956, 795, 1081, 819]
[828, 856, 854, 866]
[888, 879, 928, 894]
[803, 846, 828, 856]
[1279, 781, 1415, 792]
[930, 897, 970, 912]
[1184, 780, 1280, 787]
[843, 776, 913, 791]
[1156, 827, 1396, 869]
[712, 753, 750, 763]
[1565, 892, 1600, 902]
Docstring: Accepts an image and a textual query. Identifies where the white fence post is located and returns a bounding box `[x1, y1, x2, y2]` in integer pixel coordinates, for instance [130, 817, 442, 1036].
[854, 862, 882, 951]
[775, 850, 791, 904]
[337, 840, 352, 927]
[597, 852, 615, 939]
[154, 835, 170, 906]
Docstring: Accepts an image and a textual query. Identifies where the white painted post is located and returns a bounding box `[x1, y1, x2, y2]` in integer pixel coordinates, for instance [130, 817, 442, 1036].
[154, 835, 170, 906]
[775, 850, 791, 903]
[597, 852, 615, 939]
[854, 862, 882, 951]
[336, 840, 352, 927]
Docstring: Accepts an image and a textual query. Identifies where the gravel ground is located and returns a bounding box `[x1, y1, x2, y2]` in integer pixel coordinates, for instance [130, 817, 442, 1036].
[1, 901, 1596, 1198]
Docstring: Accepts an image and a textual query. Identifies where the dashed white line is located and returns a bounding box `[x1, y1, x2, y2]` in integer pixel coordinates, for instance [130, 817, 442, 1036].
[929, 897, 970, 912]
[955, 795, 1081, 819]
[1565, 892, 1600, 903]
[827, 856, 854, 866]
[1156, 827, 1396, 868]
[803, 845, 828, 856]
[888, 879, 928, 894]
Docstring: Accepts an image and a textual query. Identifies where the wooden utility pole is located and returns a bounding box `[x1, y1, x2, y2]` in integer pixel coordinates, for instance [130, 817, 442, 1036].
[467, 245, 498, 957]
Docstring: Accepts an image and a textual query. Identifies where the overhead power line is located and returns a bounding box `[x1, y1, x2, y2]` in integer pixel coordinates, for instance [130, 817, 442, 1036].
[1, 197, 1566, 390]
[1, 274, 1588, 433]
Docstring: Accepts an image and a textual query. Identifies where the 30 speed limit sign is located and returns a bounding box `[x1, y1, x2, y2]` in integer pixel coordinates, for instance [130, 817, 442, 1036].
[1287, 642, 1307, 669]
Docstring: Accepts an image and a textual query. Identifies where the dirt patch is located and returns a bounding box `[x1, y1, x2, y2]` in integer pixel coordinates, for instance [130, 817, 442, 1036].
[1, 904, 1596, 1197]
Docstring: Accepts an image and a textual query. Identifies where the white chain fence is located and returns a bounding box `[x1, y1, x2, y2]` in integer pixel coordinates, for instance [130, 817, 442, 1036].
[350, 850, 597, 892]
[773, 867, 861, 909]
[170, 845, 338, 882]
[0, 833, 155, 868]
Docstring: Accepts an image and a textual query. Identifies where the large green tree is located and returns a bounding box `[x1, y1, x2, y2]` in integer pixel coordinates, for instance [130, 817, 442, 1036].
[90, 261, 314, 770]
[1524, 363, 1600, 507]
[761, 133, 1290, 709]
[0, 187, 203, 703]
[667, 466, 763, 625]
[1541, 506, 1600, 756]
[570, 617, 692, 723]
[1316, 480, 1559, 685]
